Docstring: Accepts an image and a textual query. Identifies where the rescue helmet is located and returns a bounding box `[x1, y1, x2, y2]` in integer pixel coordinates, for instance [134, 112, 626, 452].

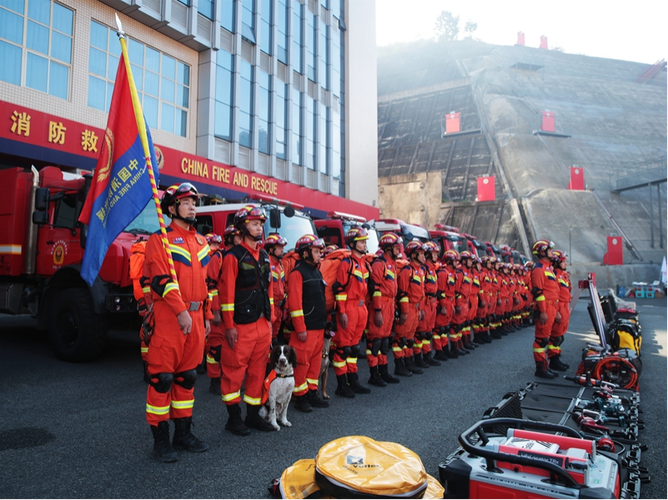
[378, 232, 401, 249]
[263, 233, 288, 250]
[405, 240, 426, 258]
[424, 241, 440, 254]
[442, 249, 459, 262]
[295, 234, 326, 253]
[459, 250, 473, 260]
[160, 183, 200, 216]
[234, 205, 267, 231]
[532, 239, 554, 256]
[552, 249, 567, 262]
[525, 260, 535, 268]
[324, 244, 339, 256]
[205, 233, 222, 245]
[223, 225, 242, 245]
[345, 227, 369, 246]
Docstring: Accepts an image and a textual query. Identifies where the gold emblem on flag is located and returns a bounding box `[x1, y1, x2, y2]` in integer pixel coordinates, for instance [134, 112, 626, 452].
[96, 128, 115, 183]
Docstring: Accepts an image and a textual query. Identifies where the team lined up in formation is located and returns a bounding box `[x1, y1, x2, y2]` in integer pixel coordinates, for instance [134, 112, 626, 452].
[132, 182, 572, 463]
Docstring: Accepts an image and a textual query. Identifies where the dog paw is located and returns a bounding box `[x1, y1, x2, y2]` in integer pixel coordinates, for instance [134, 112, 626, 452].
[280, 420, 292, 427]
[272, 424, 280, 431]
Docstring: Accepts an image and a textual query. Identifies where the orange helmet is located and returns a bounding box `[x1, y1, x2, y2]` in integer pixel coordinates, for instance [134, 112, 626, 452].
[324, 244, 339, 256]
[234, 205, 267, 229]
[295, 234, 325, 252]
[459, 250, 473, 260]
[263, 234, 288, 249]
[424, 241, 440, 253]
[345, 227, 369, 246]
[552, 249, 567, 262]
[223, 225, 242, 245]
[532, 239, 554, 255]
[442, 250, 459, 261]
[205, 233, 222, 245]
[405, 240, 426, 257]
[378, 232, 401, 249]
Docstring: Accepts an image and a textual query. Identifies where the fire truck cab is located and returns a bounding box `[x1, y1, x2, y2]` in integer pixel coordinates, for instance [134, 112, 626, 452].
[314, 211, 379, 254]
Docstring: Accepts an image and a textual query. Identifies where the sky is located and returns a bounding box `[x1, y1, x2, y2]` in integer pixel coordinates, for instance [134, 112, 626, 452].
[376, 0, 666, 65]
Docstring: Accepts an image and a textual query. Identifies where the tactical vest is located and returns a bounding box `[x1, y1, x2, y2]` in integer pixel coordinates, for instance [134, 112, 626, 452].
[295, 261, 327, 330]
[228, 244, 272, 325]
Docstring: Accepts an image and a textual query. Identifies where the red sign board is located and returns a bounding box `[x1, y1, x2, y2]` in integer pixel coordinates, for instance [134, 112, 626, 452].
[517, 32, 525, 46]
[540, 35, 548, 49]
[0, 100, 378, 220]
[603, 236, 623, 265]
[569, 166, 585, 190]
[477, 176, 496, 201]
[541, 111, 555, 132]
[445, 112, 460, 134]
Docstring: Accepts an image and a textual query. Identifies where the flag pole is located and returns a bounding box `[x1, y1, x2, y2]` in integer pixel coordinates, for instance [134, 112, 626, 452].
[114, 14, 178, 287]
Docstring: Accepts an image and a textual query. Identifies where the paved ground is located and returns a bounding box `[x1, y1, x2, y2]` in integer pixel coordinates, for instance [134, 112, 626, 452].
[0, 297, 665, 498]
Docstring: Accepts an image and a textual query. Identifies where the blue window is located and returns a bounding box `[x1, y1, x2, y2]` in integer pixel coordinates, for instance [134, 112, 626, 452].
[241, 0, 256, 44]
[291, 0, 302, 73]
[220, 0, 234, 33]
[291, 87, 301, 165]
[1, 0, 73, 99]
[276, 0, 288, 63]
[319, 102, 326, 173]
[319, 19, 328, 89]
[260, 0, 271, 55]
[87, 21, 190, 137]
[331, 109, 340, 179]
[306, 10, 315, 81]
[275, 82, 287, 159]
[214, 49, 233, 141]
[198, 0, 214, 20]
[330, 23, 340, 97]
[305, 97, 315, 169]
[330, 0, 340, 19]
[239, 60, 253, 147]
[258, 70, 271, 154]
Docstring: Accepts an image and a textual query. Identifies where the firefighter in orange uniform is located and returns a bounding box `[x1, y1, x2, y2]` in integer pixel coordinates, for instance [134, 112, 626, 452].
[219, 206, 275, 435]
[333, 227, 371, 398]
[366, 233, 402, 387]
[452, 251, 475, 353]
[530, 239, 561, 379]
[417, 241, 442, 366]
[548, 250, 571, 372]
[204, 233, 225, 395]
[392, 241, 427, 376]
[143, 183, 211, 462]
[264, 234, 288, 343]
[435, 249, 459, 359]
[287, 234, 330, 412]
[130, 238, 152, 383]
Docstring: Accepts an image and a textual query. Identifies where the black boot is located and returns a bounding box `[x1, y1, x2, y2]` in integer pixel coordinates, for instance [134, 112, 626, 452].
[348, 372, 371, 394]
[424, 351, 442, 366]
[490, 329, 503, 339]
[534, 362, 556, 379]
[150, 421, 178, 463]
[245, 404, 277, 432]
[294, 394, 313, 413]
[368, 365, 387, 387]
[444, 346, 459, 358]
[414, 353, 430, 368]
[393, 358, 412, 377]
[433, 349, 448, 361]
[307, 389, 330, 408]
[379, 364, 400, 383]
[209, 377, 221, 395]
[225, 403, 250, 436]
[549, 355, 570, 372]
[172, 417, 209, 452]
[335, 374, 355, 398]
[406, 355, 424, 374]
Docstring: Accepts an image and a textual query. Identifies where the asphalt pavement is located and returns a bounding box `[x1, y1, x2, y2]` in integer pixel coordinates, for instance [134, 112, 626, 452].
[0, 297, 665, 499]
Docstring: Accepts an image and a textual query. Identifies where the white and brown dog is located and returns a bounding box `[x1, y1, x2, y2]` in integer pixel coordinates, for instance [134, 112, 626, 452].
[320, 332, 332, 399]
[259, 345, 297, 430]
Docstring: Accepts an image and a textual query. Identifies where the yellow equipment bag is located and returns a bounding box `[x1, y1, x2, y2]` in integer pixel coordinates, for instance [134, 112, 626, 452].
[314, 436, 429, 498]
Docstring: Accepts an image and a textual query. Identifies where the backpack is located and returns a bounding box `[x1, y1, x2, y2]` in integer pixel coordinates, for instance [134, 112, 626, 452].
[282, 250, 301, 286]
[129, 240, 147, 301]
[320, 248, 352, 312]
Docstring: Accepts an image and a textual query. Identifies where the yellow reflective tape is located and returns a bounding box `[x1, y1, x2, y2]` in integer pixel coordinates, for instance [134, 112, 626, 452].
[142, 286, 151, 294]
[336, 294, 347, 301]
[293, 382, 308, 393]
[222, 390, 241, 402]
[392, 346, 402, 352]
[269, 297, 275, 305]
[547, 345, 561, 350]
[210, 289, 219, 297]
[373, 291, 382, 297]
[146, 404, 170, 415]
[206, 354, 217, 364]
[346, 357, 358, 365]
[171, 399, 194, 410]
[535, 296, 545, 302]
[221, 303, 235, 311]
[399, 297, 409, 303]
[243, 394, 262, 405]
[197, 246, 209, 263]
[290, 309, 304, 318]
[306, 378, 319, 386]
[140, 346, 148, 353]
[533, 347, 546, 353]
[386, 270, 395, 279]
[169, 244, 191, 262]
[163, 282, 179, 297]
[333, 360, 347, 368]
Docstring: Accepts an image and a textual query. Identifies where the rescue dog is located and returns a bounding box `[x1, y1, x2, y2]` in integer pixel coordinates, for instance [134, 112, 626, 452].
[320, 333, 332, 399]
[259, 345, 297, 430]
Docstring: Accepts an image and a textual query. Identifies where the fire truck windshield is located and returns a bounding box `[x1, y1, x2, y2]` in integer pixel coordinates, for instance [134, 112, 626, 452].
[266, 212, 316, 252]
[124, 201, 169, 235]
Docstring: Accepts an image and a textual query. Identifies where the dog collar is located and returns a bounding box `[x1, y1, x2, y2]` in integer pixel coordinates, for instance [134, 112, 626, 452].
[276, 373, 294, 378]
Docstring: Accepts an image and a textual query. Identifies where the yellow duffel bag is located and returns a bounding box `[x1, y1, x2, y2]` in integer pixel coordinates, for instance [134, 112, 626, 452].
[314, 436, 429, 498]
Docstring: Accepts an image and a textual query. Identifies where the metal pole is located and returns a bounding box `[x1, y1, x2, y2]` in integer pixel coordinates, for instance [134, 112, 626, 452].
[569, 227, 572, 264]
[657, 184, 663, 249]
[649, 182, 654, 248]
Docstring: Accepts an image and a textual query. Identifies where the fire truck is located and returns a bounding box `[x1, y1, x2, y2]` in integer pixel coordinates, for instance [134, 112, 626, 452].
[0, 167, 315, 363]
[314, 211, 379, 254]
[0, 166, 149, 362]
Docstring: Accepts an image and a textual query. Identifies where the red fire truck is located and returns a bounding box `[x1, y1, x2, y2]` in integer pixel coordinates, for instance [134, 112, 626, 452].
[313, 211, 379, 254]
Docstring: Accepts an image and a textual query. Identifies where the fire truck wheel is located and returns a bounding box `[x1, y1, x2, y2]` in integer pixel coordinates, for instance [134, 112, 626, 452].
[48, 288, 108, 362]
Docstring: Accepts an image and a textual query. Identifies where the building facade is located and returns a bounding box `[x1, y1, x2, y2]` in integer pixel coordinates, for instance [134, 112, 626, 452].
[0, 0, 378, 217]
